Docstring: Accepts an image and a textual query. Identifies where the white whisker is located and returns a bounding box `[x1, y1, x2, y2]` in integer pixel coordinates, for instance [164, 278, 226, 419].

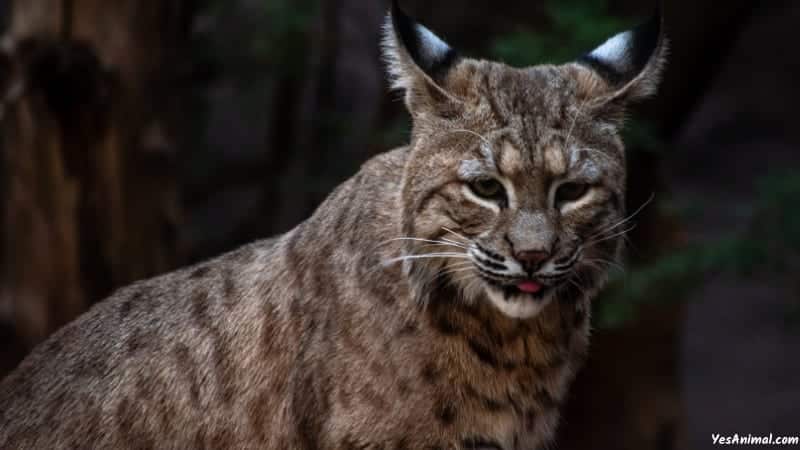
[440, 237, 468, 247]
[377, 237, 467, 250]
[565, 96, 591, 148]
[448, 128, 491, 146]
[441, 227, 471, 243]
[583, 258, 626, 275]
[567, 278, 588, 298]
[414, 261, 476, 306]
[586, 193, 654, 242]
[383, 253, 470, 266]
[429, 265, 475, 284]
[584, 224, 636, 248]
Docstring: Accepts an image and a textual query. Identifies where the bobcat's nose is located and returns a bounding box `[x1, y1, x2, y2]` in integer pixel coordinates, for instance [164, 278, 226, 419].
[515, 250, 550, 271]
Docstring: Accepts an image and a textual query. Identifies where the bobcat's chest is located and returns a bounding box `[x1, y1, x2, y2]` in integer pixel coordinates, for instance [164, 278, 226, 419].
[421, 300, 590, 449]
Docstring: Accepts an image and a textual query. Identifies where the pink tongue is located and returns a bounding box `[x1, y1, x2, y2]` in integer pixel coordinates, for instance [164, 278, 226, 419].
[517, 280, 543, 294]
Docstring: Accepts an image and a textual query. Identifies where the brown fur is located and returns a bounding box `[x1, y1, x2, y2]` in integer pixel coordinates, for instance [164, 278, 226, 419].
[0, 7, 665, 450]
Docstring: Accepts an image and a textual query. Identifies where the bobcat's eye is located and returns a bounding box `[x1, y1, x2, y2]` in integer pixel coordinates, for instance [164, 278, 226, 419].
[555, 182, 589, 206]
[469, 178, 506, 202]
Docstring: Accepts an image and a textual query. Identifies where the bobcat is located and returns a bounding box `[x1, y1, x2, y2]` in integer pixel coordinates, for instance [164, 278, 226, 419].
[0, 2, 666, 449]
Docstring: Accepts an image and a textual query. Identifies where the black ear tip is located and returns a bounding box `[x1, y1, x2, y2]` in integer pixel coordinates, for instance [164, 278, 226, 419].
[388, 0, 459, 84]
[630, 4, 663, 69]
[578, 2, 664, 85]
[391, 0, 414, 39]
[390, 0, 415, 52]
[390, 0, 404, 25]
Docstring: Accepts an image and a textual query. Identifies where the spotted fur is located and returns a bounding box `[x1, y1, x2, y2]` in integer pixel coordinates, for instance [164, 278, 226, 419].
[0, 3, 665, 449]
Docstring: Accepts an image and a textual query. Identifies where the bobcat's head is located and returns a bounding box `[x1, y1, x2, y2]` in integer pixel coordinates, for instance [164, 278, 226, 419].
[384, 2, 666, 319]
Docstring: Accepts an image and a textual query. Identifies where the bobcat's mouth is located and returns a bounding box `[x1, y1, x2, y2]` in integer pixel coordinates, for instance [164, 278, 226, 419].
[474, 269, 561, 319]
[480, 275, 551, 301]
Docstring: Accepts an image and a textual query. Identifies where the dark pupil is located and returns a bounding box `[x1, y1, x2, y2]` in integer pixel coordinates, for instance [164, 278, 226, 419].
[558, 183, 587, 202]
[473, 179, 502, 198]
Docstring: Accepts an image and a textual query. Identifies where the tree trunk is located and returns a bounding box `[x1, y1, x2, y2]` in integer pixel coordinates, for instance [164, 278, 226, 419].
[0, 0, 192, 373]
[263, 0, 385, 235]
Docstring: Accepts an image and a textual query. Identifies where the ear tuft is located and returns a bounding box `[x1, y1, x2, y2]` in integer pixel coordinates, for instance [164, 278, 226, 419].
[382, 0, 459, 91]
[578, 5, 666, 101]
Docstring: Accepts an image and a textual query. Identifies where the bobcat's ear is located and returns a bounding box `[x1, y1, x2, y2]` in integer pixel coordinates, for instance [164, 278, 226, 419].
[574, 6, 667, 104]
[382, 0, 462, 117]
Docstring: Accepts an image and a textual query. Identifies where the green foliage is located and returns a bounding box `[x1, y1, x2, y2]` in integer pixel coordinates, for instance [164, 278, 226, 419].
[595, 237, 740, 328]
[491, 0, 628, 66]
[621, 120, 669, 156]
[252, 0, 318, 73]
[595, 171, 800, 329]
[199, 0, 317, 82]
[751, 172, 800, 271]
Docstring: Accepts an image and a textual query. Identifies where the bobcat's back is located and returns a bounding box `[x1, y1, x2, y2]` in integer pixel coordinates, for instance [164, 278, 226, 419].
[0, 239, 289, 447]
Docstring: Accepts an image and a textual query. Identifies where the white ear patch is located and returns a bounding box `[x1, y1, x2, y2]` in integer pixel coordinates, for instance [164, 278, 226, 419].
[589, 30, 633, 71]
[382, 5, 457, 93]
[415, 24, 452, 65]
[382, 18, 452, 91]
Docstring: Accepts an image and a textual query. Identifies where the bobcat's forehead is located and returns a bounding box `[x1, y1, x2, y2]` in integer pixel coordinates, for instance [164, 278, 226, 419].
[478, 63, 585, 131]
[447, 62, 622, 175]
[481, 139, 575, 181]
[451, 64, 619, 179]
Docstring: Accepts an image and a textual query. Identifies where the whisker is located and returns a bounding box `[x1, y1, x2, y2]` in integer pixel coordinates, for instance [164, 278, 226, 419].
[415, 261, 475, 305]
[429, 265, 475, 284]
[565, 96, 591, 148]
[377, 237, 468, 249]
[587, 193, 655, 242]
[435, 261, 474, 273]
[582, 259, 629, 291]
[419, 240, 471, 256]
[447, 128, 491, 146]
[457, 275, 483, 303]
[577, 148, 625, 171]
[415, 243, 469, 253]
[441, 227, 471, 244]
[583, 258, 626, 275]
[383, 253, 470, 266]
[584, 224, 636, 248]
[440, 237, 468, 247]
[554, 249, 582, 270]
[566, 278, 588, 298]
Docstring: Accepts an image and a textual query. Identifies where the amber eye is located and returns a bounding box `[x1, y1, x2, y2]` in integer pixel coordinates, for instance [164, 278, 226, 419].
[469, 178, 506, 202]
[555, 182, 589, 206]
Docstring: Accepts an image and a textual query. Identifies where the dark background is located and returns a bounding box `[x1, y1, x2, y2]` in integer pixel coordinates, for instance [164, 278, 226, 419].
[1, 0, 798, 449]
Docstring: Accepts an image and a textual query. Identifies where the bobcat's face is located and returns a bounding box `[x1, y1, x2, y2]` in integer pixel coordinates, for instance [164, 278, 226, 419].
[385, 5, 665, 318]
[403, 65, 628, 318]
[462, 131, 625, 319]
